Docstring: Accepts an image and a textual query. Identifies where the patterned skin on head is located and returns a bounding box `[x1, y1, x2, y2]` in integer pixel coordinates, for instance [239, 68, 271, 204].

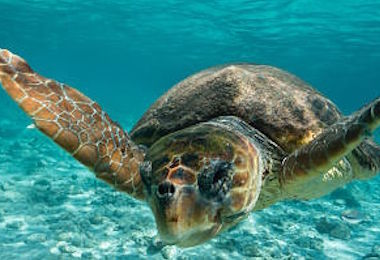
[142, 122, 262, 247]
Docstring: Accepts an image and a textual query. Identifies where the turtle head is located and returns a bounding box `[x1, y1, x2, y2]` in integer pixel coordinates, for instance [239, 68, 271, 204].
[141, 119, 262, 247]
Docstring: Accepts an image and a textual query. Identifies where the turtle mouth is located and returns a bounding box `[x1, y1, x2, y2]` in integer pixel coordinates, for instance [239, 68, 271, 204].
[156, 207, 224, 247]
[149, 172, 227, 247]
[151, 197, 223, 247]
[160, 221, 223, 247]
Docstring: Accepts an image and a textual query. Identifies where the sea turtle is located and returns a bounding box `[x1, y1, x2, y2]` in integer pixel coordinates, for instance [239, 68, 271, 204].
[0, 49, 379, 247]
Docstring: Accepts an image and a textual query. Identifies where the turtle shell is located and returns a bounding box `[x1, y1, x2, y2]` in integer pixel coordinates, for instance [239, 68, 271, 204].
[130, 64, 342, 153]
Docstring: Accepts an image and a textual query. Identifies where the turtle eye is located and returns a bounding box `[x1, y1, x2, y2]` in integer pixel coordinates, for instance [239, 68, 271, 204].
[197, 160, 234, 201]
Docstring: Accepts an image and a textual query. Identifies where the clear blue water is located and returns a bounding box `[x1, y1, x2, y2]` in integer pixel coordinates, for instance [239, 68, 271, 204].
[1, 1, 380, 259]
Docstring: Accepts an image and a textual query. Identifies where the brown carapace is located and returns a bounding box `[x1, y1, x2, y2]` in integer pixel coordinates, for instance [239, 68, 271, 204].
[1, 49, 379, 247]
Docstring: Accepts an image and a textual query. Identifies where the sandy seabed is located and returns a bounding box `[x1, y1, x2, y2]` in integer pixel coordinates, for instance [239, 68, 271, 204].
[0, 117, 379, 260]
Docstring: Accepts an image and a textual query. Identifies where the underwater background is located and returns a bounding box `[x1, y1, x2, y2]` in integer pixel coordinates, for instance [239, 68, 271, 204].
[0, 0, 380, 259]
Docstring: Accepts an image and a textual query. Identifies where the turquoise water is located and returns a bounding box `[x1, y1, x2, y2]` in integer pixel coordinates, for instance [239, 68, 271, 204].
[1, 0, 380, 259]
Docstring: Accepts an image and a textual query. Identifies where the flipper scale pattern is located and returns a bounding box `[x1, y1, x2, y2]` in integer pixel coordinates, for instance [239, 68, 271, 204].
[0, 49, 145, 199]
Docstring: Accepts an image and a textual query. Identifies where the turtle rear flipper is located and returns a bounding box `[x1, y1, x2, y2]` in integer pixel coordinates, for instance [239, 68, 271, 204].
[0, 49, 146, 200]
[281, 96, 380, 199]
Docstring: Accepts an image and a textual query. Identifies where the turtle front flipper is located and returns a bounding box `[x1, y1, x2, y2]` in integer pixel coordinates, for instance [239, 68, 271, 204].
[281, 96, 380, 199]
[0, 49, 146, 200]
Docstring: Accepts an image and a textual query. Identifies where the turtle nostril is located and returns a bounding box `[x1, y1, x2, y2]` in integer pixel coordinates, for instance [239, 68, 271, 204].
[157, 181, 176, 199]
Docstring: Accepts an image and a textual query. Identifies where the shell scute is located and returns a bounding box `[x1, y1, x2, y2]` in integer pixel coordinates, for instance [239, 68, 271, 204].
[131, 64, 342, 153]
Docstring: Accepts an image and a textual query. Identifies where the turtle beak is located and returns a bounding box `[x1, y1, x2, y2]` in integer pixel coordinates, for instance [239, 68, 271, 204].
[150, 183, 222, 247]
[151, 181, 182, 244]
